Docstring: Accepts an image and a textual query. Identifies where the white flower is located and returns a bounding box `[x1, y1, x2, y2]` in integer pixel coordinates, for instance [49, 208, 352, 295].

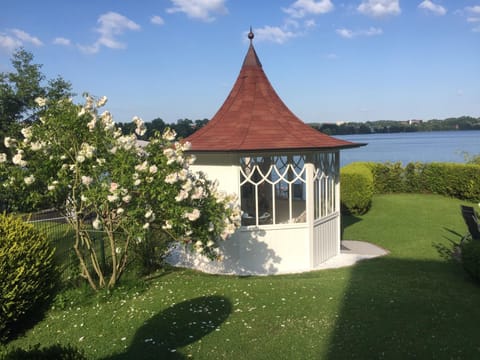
[4, 137, 16, 148]
[87, 116, 97, 132]
[78, 107, 86, 117]
[149, 165, 158, 174]
[122, 194, 132, 203]
[80, 143, 95, 158]
[81, 175, 93, 186]
[34, 97, 47, 106]
[207, 240, 215, 247]
[134, 179, 141, 186]
[145, 209, 154, 219]
[135, 161, 148, 172]
[110, 182, 119, 192]
[0, 153, 6, 163]
[76, 154, 85, 163]
[191, 186, 204, 200]
[117, 207, 124, 215]
[186, 155, 196, 165]
[163, 148, 175, 158]
[21, 127, 32, 140]
[81, 195, 88, 202]
[30, 141, 44, 151]
[133, 116, 146, 136]
[96, 158, 106, 165]
[107, 194, 119, 202]
[162, 220, 172, 230]
[175, 190, 189, 202]
[96, 96, 108, 107]
[208, 222, 214, 232]
[92, 217, 102, 230]
[162, 128, 177, 141]
[165, 173, 178, 184]
[182, 179, 193, 192]
[115, 246, 122, 254]
[47, 184, 56, 191]
[12, 151, 27, 167]
[143, 222, 150, 230]
[24, 174, 35, 185]
[184, 208, 200, 221]
[182, 141, 191, 151]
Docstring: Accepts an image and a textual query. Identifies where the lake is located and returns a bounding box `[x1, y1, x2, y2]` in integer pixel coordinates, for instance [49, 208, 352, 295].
[337, 130, 480, 167]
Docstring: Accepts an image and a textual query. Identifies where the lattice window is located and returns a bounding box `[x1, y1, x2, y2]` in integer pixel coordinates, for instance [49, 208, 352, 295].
[240, 155, 306, 226]
[313, 152, 339, 220]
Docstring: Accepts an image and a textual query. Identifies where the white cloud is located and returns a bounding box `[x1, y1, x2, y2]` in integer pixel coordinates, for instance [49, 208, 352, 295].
[166, 0, 228, 22]
[283, 0, 334, 18]
[10, 29, 43, 46]
[0, 33, 22, 52]
[358, 0, 401, 18]
[336, 26, 383, 38]
[79, 12, 140, 54]
[418, 1, 446, 16]
[53, 37, 71, 46]
[466, 6, 480, 15]
[253, 26, 297, 44]
[151, 15, 165, 25]
[0, 28, 43, 52]
[465, 6, 480, 32]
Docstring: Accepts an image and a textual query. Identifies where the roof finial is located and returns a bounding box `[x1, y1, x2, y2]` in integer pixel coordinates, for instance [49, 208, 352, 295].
[248, 26, 254, 44]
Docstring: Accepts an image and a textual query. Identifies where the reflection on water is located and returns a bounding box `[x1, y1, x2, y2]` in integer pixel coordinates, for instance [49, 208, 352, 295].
[337, 130, 480, 166]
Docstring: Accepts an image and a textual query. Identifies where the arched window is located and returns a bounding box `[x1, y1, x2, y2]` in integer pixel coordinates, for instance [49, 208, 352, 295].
[313, 152, 338, 220]
[240, 155, 306, 226]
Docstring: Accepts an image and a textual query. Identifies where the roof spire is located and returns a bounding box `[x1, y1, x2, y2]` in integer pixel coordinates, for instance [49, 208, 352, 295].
[248, 26, 254, 44]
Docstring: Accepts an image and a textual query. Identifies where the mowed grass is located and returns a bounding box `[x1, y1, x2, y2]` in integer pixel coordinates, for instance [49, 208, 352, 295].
[3, 194, 480, 359]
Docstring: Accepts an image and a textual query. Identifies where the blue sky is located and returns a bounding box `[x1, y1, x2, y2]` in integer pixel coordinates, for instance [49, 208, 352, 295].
[1, 0, 479, 124]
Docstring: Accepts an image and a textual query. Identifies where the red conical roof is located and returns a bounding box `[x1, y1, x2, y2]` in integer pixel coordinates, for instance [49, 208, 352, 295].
[185, 36, 361, 152]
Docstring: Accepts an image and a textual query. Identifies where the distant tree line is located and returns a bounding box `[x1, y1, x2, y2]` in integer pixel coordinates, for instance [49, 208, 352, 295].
[118, 118, 208, 140]
[310, 116, 480, 136]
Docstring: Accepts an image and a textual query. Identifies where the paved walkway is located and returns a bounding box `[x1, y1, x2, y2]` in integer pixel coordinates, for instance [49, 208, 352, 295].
[313, 240, 389, 270]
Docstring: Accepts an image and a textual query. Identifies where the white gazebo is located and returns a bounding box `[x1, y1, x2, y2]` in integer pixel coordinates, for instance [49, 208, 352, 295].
[173, 31, 363, 275]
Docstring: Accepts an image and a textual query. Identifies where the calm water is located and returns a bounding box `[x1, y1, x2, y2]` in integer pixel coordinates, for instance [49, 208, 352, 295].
[337, 130, 480, 167]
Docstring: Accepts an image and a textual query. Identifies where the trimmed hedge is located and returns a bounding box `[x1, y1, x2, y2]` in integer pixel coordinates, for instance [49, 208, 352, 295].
[0, 214, 58, 342]
[370, 162, 480, 201]
[340, 163, 374, 215]
[340, 161, 480, 215]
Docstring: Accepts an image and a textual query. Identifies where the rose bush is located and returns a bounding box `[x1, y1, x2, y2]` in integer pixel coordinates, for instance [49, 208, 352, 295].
[0, 94, 241, 290]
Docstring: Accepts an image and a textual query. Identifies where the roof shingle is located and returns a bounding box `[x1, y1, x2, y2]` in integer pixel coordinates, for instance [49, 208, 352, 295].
[186, 41, 362, 152]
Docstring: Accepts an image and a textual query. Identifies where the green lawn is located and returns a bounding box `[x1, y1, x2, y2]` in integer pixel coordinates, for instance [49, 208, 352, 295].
[3, 194, 480, 359]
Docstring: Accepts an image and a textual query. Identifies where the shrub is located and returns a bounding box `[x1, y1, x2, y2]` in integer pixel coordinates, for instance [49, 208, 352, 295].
[0, 344, 85, 360]
[340, 163, 374, 215]
[0, 213, 58, 342]
[371, 162, 406, 193]
[364, 162, 480, 202]
[460, 239, 480, 283]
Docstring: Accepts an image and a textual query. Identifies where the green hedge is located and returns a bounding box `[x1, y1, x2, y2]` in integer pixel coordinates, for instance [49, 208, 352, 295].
[0, 214, 58, 342]
[340, 162, 480, 215]
[340, 163, 374, 215]
[369, 162, 480, 201]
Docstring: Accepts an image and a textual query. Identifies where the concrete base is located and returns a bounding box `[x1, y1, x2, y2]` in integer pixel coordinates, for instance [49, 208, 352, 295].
[165, 240, 388, 275]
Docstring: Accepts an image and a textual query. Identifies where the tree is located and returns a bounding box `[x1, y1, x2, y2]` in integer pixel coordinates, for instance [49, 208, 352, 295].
[0, 48, 72, 152]
[0, 94, 241, 290]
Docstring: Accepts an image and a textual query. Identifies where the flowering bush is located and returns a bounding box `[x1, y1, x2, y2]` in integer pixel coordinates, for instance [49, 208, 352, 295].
[0, 94, 241, 290]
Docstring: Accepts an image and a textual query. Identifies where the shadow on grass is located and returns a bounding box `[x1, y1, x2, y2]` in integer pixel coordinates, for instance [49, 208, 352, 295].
[103, 295, 232, 360]
[341, 213, 363, 239]
[325, 256, 480, 359]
